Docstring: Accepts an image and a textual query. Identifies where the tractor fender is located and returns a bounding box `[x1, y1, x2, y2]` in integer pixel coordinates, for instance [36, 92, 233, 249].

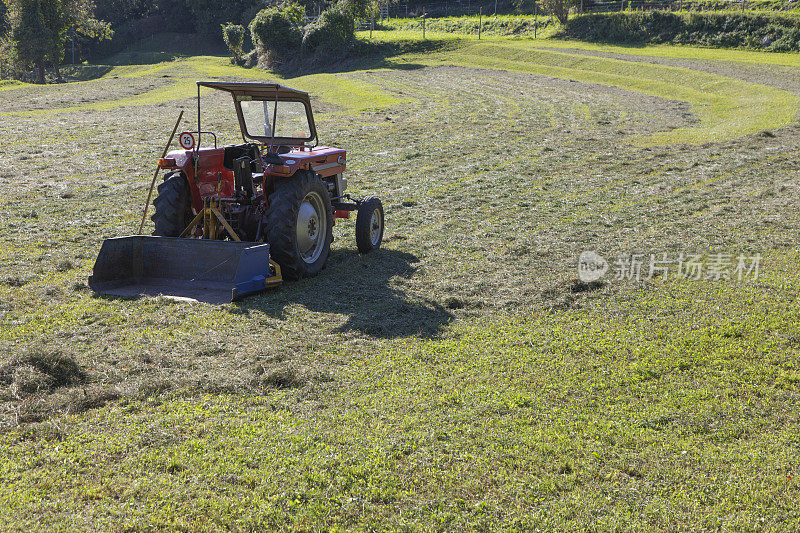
[164, 149, 202, 210]
[175, 148, 235, 212]
[171, 166, 202, 213]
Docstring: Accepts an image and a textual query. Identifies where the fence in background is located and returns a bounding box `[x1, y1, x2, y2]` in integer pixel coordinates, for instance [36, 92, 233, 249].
[382, 0, 517, 18]
[582, 0, 799, 11]
[371, 0, 799, 20]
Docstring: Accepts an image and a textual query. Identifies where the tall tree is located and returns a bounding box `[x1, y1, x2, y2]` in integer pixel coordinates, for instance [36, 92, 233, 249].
[4, 0, 110, 83]
[94, 0, 153, 29]
[540, 0, 573, 24]
[5, 0, 53, 82]
[0, 2, 7, 35]
[185, 0, 255, 39]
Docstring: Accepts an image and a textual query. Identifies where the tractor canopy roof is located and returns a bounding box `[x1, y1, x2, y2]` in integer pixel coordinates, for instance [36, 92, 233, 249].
[197, 81, 317, 146]
[197, 81, 310, 102]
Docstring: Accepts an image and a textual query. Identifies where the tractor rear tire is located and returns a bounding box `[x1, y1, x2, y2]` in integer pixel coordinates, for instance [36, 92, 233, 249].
[355, 196, 384, 254]
[265, 171, 333, 281]
[151, 172, 192, 237]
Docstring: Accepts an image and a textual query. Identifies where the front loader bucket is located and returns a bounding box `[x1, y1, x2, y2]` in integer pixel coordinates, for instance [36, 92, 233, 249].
[89, 236, 280, 304]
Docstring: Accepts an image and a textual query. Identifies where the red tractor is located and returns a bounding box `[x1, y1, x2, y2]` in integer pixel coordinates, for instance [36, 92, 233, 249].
[89, 82, 385, 303]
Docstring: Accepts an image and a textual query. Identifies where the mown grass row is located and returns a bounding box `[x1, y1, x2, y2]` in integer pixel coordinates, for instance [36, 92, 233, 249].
[8, 36, 794, 145]
[391, 38, 799, 144]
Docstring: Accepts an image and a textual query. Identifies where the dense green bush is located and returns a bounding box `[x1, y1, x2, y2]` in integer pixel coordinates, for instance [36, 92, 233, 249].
[0, 37, 20, 80]
[302, 4, 355, 52]
[562, 11, 800, 51]
[338, 0, 377, 20]
[221, 22, 245, 64]
[249, 3, 305, 66]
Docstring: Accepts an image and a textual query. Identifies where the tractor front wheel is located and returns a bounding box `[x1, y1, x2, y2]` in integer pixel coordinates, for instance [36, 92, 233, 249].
[265, 171, 334, 280]
[355, 196, 384, 254]
[151, 172, 192, 237]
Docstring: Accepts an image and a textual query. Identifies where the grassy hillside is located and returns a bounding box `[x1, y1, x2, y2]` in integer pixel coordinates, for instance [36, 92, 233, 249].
[0, 35, 799, 530]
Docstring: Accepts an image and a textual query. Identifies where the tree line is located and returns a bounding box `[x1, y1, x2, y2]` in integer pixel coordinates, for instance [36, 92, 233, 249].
[0, 0, 571, 82]
[0, 0, 378, 82]
[1, 0, 111, 82]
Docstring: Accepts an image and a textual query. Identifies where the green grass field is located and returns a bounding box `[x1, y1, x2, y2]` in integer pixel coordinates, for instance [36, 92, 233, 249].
[1, 34, 799, 530]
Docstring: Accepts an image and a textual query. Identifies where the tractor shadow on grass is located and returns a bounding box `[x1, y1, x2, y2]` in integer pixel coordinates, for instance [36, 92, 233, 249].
[237, 248, 453, 339]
